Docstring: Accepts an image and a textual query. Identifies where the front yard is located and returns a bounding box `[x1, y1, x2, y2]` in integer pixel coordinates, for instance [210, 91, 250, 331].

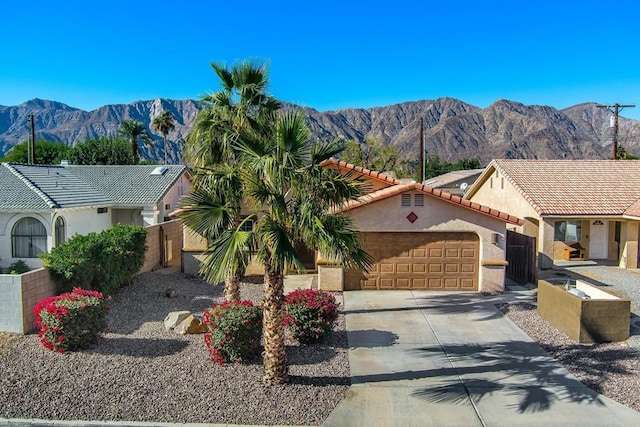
[0, 272, 349, 425]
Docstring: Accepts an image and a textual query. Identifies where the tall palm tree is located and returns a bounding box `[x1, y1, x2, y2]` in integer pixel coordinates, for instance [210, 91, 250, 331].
[181, 60, 280, 302]
[118, 120, 152, 164]
[151, 110, 175, 164]
[211, 110, 371, 385]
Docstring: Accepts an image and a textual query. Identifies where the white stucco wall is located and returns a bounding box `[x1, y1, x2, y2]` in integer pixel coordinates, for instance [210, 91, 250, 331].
[343, 190, 510, 292]
[0, 208, 113, 270]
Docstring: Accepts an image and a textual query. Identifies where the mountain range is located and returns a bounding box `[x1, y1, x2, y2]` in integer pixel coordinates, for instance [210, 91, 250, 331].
[1, 97, 639, 165]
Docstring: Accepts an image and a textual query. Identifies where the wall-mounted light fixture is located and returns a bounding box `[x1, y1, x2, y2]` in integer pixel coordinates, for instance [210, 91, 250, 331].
[491, 233, 500, 245]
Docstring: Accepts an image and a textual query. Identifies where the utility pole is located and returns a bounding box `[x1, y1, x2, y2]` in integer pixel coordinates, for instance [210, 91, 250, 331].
[596, 103, 635, 159]
[29, 114, 36, 164]
[419, 118, 424, 183]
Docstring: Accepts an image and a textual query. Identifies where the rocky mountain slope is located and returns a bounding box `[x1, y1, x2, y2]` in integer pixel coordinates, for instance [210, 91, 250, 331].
[1, 97, 638, 164]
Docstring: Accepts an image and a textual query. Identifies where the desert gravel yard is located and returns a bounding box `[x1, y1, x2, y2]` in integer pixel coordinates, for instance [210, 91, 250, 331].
[0, 272, 349, 425]
[498, 295, 640, 413]
[1, 268, 639, 424]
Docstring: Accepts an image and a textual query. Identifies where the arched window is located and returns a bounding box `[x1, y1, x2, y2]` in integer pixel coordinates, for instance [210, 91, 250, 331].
[55, 216, 66, 247]
[12, 217, 47, 258]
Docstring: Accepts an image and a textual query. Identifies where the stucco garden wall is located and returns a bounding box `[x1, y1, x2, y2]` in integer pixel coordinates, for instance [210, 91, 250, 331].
[0, 268, 56, 334]
[537, 279, 630, 343]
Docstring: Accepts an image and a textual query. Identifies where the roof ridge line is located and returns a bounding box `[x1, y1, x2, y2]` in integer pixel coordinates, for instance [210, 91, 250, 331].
[4, 163, 59, 208]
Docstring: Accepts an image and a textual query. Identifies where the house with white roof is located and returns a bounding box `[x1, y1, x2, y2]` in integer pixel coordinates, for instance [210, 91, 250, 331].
[0, 163, 191, 270]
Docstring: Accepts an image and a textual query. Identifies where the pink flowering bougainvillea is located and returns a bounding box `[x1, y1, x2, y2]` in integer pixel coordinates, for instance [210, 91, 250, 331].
[284, 289, 340, 344]
[202, 300, 263, 365]
[34, 287, 108, 353]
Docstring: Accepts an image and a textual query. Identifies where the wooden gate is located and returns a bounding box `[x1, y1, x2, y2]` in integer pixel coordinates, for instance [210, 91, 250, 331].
[506, 230, 536, 284]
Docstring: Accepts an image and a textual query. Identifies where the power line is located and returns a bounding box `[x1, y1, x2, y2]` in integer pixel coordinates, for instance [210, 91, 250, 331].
[596, 103, 635, 159]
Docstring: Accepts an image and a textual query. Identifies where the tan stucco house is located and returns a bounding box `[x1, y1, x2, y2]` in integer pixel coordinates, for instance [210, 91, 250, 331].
[464, 159, 640, 270]
[322, 160, 521, 292]
[180, 159, 521, 292]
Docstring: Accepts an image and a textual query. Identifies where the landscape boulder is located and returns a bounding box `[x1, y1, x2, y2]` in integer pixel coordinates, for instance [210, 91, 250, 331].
[174, 314, 208, 335]
[164, 311, 191, 331]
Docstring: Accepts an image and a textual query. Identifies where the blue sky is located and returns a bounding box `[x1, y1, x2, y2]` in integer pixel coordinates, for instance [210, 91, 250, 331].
[1, 0, 640, 119]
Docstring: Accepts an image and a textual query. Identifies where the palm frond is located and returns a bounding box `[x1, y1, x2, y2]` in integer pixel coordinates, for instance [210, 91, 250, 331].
[199, 226, 254, 284]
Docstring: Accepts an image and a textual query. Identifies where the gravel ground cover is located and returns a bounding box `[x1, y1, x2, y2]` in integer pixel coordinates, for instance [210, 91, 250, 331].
[498, 294, 640, 413]
[0, 272, 349, 425]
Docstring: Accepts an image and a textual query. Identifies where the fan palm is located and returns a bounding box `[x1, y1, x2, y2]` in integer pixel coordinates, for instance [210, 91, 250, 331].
[151, 110, 175, 165]
[118, 120, 152, 164]
[232, 110, 372, 385]
[181, 60, 280, 302]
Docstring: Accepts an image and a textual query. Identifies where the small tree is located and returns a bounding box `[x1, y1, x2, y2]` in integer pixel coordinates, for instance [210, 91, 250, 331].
[341, 137, 409, 177]
[69, 137, 135, 165]
[1, 140, 71, 164]
[151, 110, 175, 165]
[118, 120, 152, 164]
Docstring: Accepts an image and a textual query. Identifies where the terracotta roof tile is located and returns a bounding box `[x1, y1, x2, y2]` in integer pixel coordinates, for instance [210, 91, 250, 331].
[625, 198, 640, 218]
[491, 160, 640, 216]
[335, 182, 522, 225]
[320, 158, 402, 186]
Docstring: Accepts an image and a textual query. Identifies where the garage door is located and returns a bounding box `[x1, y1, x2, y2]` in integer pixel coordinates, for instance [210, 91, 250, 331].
[344, 232, 479, 290]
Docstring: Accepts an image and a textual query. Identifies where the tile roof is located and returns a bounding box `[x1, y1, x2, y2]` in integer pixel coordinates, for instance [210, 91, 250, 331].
[334, 182, 522, 226]
[320, 159, 402, 187]
[486, 160, 640, 217]
[2, 163, 110, 210]
[0, 164, 52, 210]
[64, 165, 188, 206]
[0, 163, 189, 212]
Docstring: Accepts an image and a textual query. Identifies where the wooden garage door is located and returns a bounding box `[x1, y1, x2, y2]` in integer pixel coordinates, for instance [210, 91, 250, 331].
[344, 232, 479, 290]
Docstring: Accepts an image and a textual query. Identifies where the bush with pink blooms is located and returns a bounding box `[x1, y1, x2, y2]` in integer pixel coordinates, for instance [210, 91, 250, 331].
[284, 289, 340, 344]
[202, 300, 263, 365]
[34, 287, 108, 353]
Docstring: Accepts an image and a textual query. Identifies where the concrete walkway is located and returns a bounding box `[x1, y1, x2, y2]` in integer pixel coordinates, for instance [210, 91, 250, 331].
[323, 290, 640, 427]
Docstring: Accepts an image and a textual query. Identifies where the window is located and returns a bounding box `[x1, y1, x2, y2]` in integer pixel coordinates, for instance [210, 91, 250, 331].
[54, 216, 66, 247]
[554, 220, 582, 242]
[414, 194, 424, 206]
[401, 194, 411, 207]
[97, 207, 108, 214]
[239, 218, 254, 232]
[12, 217, 47, 258]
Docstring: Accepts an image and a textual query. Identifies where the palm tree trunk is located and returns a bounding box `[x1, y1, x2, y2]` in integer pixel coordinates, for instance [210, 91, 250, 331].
[262, 266, 287, 385]
[163, 134, 168, 165]
[132, 137, 139, 164]
[225, 271, 241, 302]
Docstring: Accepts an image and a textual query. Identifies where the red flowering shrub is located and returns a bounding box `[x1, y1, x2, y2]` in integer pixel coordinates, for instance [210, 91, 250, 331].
[284, 289, 340, 344]
[34, 287, 108, 353]
[202, 300, 263, 365]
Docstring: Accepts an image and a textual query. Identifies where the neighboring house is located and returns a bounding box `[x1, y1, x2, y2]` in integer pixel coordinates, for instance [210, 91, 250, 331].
[0, 163, 191, 270]
[464, 159, 640, 270]
[181, 159, 522, 293]
[423, 169, 484, 196]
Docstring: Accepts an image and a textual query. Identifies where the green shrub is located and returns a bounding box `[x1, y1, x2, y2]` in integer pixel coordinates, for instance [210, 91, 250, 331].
[8, 260, 30, 274]
[203, 300, 263, 365]
[34, 287, 108, 353]
[41, 224, 147, 295]
[284, 289, 340, 344]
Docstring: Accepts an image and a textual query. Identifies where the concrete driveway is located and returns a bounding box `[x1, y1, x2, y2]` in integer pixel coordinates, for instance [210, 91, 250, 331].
[323, 290, 640, 427]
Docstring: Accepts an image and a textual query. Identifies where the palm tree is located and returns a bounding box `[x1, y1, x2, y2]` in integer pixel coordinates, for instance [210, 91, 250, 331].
[228, 110, 371, 384]
[181, 60, 280, 302]
[151, 110, 175, 164]
[118, 120, 152, 164]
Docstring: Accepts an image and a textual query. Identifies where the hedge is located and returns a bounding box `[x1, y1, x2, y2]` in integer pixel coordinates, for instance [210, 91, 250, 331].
[41, 224, 147, 295]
